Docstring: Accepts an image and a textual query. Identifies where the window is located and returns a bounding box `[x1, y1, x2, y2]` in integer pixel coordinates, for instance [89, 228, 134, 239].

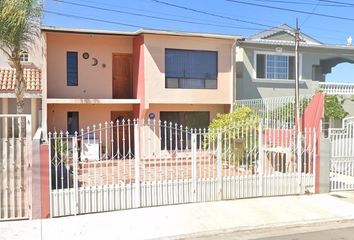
[160, 111, 210, 150]
[20, 51, 29, 62]
[165, 49, 217, 89]
[67, 51, 78, 86]
[256, 53, 295, 80]
[67, 112, 79, 134]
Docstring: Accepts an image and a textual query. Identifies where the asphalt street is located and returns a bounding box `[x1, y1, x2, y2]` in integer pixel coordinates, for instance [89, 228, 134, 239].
[185, 220, 354, 240]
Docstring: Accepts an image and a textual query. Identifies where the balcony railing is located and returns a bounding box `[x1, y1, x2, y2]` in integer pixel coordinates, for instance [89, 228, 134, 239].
[319, 82, 354, 95]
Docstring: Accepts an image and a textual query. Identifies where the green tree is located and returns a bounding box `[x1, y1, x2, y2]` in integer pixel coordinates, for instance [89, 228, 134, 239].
[324, 95, 348, 120]
[205, 106, 258, 166]
[0, 0, 42, 113]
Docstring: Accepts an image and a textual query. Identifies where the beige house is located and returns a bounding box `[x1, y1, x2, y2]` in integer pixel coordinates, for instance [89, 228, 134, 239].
[0, 42, 43, 136]
[41, 27, 238, 136]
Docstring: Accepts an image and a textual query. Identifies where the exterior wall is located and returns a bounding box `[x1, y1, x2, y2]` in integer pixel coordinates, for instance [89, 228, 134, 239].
[46, 32, 133, 99]
[141, 103, 225, 158]
[133, 35, 145, 118]
[236, 43, 354, 100]
[0, 37, 43, 68]
[47, 104, 133, 132]
[236, 45, 318, 100]
[143, 34, 234, 107]
[342, 99, 354, 117]
[144, 103, 225, 122]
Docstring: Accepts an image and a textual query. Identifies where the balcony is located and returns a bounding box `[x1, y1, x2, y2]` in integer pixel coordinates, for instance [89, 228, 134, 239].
[319, 82, 354, 95]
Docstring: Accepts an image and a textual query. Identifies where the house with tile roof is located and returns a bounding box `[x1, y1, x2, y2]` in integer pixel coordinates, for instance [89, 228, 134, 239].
[0, 41, 43, 136]
[236, 24, 354, 103]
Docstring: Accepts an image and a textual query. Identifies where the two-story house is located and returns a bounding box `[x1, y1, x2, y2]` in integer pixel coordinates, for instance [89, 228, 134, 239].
[236, 24, 354, 102]
[41, 27, 238, 137]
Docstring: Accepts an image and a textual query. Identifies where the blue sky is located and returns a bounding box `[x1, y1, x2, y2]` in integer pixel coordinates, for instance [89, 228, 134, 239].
[43, 0, 354, 83]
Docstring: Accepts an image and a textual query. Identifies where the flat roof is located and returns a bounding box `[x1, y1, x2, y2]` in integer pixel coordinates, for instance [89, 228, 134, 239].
[41, 26, 241, 40]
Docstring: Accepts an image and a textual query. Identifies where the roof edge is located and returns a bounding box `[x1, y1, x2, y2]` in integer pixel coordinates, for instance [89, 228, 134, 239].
[41, 26, 241, 40]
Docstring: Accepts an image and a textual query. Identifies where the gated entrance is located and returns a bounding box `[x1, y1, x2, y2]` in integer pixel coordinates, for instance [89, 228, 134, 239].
[0, 115, 32, 220]
[329, 117, 354, 191]
[49, 119, 316, 217]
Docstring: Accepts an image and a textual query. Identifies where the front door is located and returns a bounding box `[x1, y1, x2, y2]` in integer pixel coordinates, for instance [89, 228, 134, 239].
[111, 111, 134, 158]
[112, 54, 133, 99]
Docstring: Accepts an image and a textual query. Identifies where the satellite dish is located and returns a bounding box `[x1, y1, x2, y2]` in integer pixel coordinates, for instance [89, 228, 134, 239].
[92, 58, 98, 66]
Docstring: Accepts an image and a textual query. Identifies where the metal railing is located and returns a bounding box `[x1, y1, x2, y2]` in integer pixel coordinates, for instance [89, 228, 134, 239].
[319, 82, 354, 95]
[329, 117, 354, 191]
[233, 95, 313, 127]
[49, 118, 316, 217]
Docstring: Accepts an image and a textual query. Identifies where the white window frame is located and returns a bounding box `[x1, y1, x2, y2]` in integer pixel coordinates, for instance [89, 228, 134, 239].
[20, 51, 29, 62]
[253, 50, 302, 81]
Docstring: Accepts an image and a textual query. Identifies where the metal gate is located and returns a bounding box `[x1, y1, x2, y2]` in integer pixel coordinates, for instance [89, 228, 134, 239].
[329, 117, 354, 191]
[49, 119, 316, 217]
[0, 114, 32, 220]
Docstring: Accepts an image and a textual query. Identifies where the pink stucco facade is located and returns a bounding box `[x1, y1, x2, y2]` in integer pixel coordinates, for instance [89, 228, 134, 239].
[43, 29, 236, 133]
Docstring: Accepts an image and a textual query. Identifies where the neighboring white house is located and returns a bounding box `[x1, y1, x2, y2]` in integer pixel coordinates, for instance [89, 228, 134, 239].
[236, 24, 354, 101]
[0, 41, 43, 136]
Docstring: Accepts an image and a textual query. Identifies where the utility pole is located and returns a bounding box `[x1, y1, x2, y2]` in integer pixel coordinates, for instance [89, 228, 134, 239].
[295, 19, 301, 135]
[295, 19, 302, 194]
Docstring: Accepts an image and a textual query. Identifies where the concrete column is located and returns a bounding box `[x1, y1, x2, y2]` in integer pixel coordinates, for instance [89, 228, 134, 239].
[2, 98, 8, 137]
[318, 133, 330, 193]
[31, 98, 37, 137]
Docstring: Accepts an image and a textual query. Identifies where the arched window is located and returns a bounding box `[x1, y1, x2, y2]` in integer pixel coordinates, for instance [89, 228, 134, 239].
[20, 51, 29, 62]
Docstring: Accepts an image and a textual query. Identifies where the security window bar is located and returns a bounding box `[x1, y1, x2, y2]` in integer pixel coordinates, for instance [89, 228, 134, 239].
[256, 54, 295, 80]
[67, 51, 78, 86]
[165, 49, 217, 89]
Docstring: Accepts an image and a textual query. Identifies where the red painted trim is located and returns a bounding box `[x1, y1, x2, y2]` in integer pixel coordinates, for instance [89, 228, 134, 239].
[133, 35, 145, 119]
[40, 144, 50, 218]
[300, 93, 324, 193]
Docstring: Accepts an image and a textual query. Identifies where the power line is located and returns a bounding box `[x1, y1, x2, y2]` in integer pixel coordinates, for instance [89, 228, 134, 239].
[319, 0, 354, 7]
[150, 0, 279, 29]
[50, 0, 264, 31]
[226, 0, 354, 22]
[301, 0, 320, 27]
[44, 4, 349, 43]
[44, 10, 146, 29]
[248, 0, 346, 7]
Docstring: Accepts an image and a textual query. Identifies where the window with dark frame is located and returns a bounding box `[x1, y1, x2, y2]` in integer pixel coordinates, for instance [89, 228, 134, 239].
[160, 111, 210, 150]
[67, 112, 79, 135]
[165, 49, 217, 89]
[256, 53, 295, 80]
[67, 51, 78, 86]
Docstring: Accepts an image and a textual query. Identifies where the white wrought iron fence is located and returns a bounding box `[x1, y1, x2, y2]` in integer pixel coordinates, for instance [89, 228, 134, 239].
[49, 118, 316, 217]
[329, 117, 354, 191]
[319, 82, 354, 95]
[233, 95, 313, 128]
[0, 114, 32, 221]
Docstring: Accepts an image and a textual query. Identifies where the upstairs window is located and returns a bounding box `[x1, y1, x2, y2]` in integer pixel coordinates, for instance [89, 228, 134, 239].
[256, 53, 295, 80]
[67, 51, 78, 86]
[20, 51, 29, 62]
[165, 49, 217, 89]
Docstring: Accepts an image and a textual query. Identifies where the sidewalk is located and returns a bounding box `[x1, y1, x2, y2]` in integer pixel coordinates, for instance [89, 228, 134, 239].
[2, 192, 354, 240]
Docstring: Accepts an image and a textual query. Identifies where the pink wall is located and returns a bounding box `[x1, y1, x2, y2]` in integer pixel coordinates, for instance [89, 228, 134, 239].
[40, 144, 50, 218]
[46, 32, 133, 99]
[133, 35, 145, 119]
[300, 92, 324, 193]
